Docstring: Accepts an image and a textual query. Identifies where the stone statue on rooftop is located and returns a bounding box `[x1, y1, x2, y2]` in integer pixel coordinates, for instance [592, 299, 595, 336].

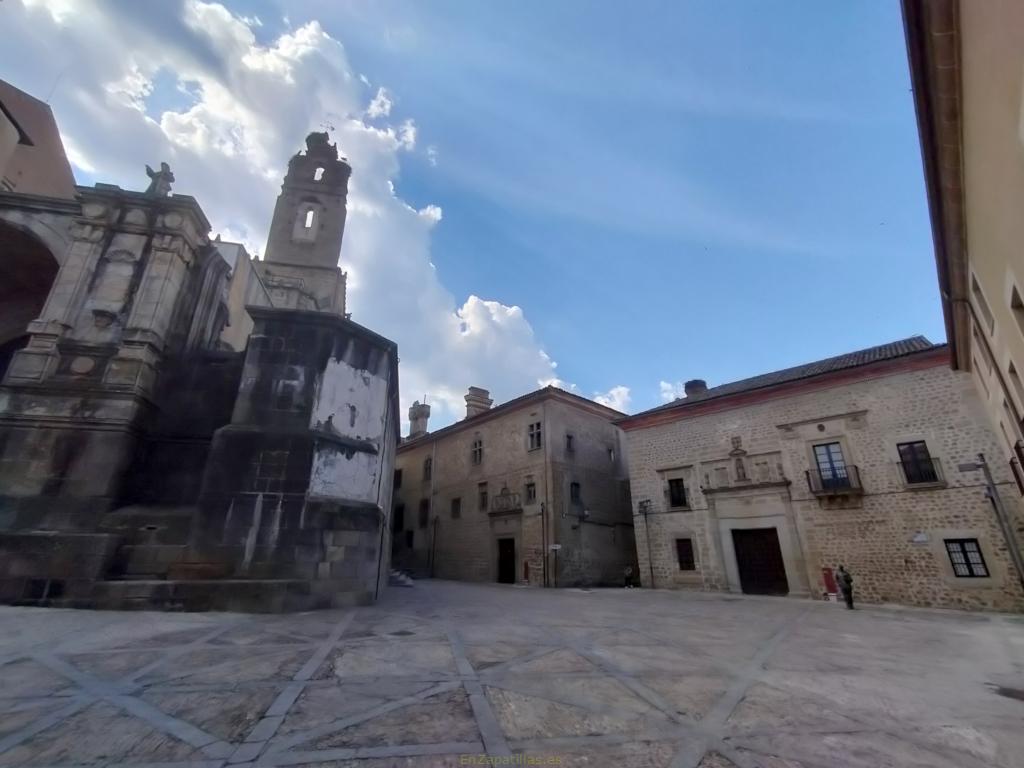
[145, 162, 175, 197]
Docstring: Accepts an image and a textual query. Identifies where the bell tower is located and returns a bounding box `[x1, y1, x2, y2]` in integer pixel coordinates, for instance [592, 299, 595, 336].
[256, 132, 351, 315]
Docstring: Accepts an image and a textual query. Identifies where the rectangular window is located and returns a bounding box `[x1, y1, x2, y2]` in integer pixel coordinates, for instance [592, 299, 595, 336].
[423, 457, 432, 482]
[471, 438, 483, 465]
[565, 433, 574, 453]
[478, 482, 488, 511]
[528, 422, 543, 451]
[393, 469, 403, 490]
[450, 497, 461, 519]
[971, 275, 995, 333]
[1011, 286, 1024, 339]
[675, 538, 695, 571]
[525, 482, 537, 503]
[667, 478, 688, 508]
[897, 441, 938, 484]
[570, 481, 581, 503]
[1008, 362, 1024, 407]
[813, 442, 849, 489]
[945, 538, 990, 578]
[418, 498, 430, 528]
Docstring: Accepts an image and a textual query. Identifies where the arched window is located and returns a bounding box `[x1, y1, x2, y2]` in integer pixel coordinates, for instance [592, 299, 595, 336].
[304, 209, 315, 228]
[313, 167, 325, 182]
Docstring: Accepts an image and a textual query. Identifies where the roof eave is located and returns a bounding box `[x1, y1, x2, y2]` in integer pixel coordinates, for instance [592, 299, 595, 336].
[901, 0, 970, 371]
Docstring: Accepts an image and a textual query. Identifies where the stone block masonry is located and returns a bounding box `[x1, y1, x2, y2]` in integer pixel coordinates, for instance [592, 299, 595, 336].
[621, 341, 1024, 612]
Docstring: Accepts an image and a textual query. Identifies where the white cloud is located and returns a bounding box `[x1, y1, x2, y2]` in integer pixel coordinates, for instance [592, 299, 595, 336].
[426, 145, 439, 167]
[366, 86, 392, 118]
[6, 0, 572, 430]
[594, 385, 631, 413]
[659, 380, 686, 402]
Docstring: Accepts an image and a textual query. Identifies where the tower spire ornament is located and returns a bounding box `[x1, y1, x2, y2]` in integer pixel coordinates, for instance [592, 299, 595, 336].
[254, 131, 352, 315]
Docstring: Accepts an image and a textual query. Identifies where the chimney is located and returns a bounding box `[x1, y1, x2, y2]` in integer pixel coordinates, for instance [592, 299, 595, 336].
[684, 379, 708, 397]
[464, 386, 493, 419]
[408, 400, 430, 439]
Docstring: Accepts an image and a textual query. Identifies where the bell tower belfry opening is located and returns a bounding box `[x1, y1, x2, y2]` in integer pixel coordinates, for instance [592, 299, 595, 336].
[256, 131, 352, 315]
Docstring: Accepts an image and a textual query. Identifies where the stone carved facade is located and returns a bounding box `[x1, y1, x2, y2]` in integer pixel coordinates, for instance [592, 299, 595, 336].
[620, 338, 1024, 612]
[391, 387, 637, 588]
[0, 106, 399, 610]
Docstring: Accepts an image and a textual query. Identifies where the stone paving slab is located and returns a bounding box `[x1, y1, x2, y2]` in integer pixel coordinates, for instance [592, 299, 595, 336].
[0, 581, 1021, 768]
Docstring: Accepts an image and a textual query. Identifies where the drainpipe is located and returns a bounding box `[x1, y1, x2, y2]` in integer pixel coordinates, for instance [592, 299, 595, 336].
[964, 453, 1024, 591]
[430, 515, 438, 578]
[638, 499, 656, 588]
[373, 358, 395, 601]
[542, 398, 553, 587]
[429, 439, 437, 575]
[540, 501, 547, 587]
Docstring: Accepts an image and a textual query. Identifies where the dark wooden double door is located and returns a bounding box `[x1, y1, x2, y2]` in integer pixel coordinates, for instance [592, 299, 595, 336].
[497, 538, 516, 584]
[731, 527, 789, 595]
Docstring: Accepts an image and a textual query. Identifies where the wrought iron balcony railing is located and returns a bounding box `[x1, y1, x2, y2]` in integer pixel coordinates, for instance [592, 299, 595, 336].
[806, 465, 862, 496]
[897, 456, 944, 486]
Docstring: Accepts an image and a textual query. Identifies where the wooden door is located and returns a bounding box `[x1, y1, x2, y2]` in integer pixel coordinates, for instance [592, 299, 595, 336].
[731, 527, 789, 595]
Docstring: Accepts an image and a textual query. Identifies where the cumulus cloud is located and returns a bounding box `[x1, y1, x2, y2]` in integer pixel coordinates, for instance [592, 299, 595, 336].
[4, 0, 578, 428]
[594, 385, 631, 413]
[659, 381, 686, 402]
[366, 86, 392, 118]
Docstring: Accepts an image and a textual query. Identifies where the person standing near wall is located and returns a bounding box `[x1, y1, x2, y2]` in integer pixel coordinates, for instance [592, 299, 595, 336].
[835, 565, 854, 609]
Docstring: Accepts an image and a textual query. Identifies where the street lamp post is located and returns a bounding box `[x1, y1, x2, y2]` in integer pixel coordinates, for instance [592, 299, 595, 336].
[958, 452, 1024, 590]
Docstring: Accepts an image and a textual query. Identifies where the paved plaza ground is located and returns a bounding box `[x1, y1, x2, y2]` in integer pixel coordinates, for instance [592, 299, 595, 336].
[0, 581, 1022, 768]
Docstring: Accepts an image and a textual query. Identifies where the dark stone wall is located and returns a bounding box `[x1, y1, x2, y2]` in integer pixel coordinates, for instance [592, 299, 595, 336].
[120, 350, 243, 505]
[0, 424, 138, 531]
[192, 308, 396, 598]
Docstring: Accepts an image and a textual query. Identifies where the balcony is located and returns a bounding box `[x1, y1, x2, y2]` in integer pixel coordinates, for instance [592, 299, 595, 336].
[806, 465, 862, 496]
[897, 456, 945, 488]
[489, 486, 522, 517]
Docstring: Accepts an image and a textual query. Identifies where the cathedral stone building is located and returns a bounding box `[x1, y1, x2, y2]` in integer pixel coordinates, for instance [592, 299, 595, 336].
[619, 338, 1024, 612]
[0, 81, 399, 610]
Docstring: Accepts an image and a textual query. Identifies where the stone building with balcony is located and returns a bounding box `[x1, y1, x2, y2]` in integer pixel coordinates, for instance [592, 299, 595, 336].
[618, 336, 1024, 612]
[391, 386, 636, 587]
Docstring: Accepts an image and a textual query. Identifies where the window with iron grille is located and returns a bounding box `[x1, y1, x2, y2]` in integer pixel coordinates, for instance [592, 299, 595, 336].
[667, 478, 687, 508]
[676, 538, 695, 570]
[813, 442, 849, 488]
[944, 538, 990, 578]
[423, 457, 432, 482]
[528, 422, 542, 451]
[418, 498, 430, 528]
[570, 481, 581, 503]
[525, 482, 537, 503]
[393, 469, 403, 490]
[565, 433, 574, 453]
[450, 497, 461, 519]
[478, 482, 488, 511]
[471, 438, 483, 465]
[897, 441, 938, 484]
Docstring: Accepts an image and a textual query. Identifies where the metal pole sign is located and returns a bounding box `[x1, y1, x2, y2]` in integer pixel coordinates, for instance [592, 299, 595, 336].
[959, 453, 1024, 590]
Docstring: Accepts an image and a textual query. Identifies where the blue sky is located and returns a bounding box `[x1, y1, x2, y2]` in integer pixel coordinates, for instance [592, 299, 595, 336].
[262, 0, 940, 407]
[5, 0, 941, 426]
